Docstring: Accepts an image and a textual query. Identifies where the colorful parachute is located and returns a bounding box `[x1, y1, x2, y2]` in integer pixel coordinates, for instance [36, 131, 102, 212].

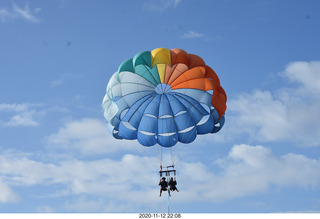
[102, 48, 227, 147]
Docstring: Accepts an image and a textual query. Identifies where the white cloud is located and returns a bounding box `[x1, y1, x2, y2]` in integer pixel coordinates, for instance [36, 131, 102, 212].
[36, 205, 55, 213]
[5, 113, 39, 127]
[0, 177, 19, 203]
[0, 103, 43, 127]
[46, 118, 142, 156]
[143, 0, 181, 12]
[64, 197, 107, 212]
[0, 149, 161, 211]
[228, 90, 289, 142]
[49, 73, 81, 87]
[281, 61, 320, 94]
[181, 31, 223, 42]
[178, 144, 320, 203]
[182, 30, 204, 39]
[226, 61, 320, 147]
[0, 3, 41, 23]
[0, 103, 29, 112]
[1, 144, 320, 210]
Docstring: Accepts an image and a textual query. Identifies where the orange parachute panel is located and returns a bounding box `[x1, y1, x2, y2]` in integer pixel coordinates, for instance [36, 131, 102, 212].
[165, 63, 189, 85]
[164, 65, 175, 84]
[219, 86, 227, 102]
[170, 49, 189, 66]
[205, 65, 220, 86]
[211, 86, 227, 118]
[171, 78, 214, 91]
[169, 67, 206, 88]
[188, 54, 206, 69]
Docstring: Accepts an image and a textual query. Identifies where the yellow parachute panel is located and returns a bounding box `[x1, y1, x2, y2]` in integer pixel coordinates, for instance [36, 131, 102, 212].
[151, 48, 171, 67]
[156, 64, 166, 83]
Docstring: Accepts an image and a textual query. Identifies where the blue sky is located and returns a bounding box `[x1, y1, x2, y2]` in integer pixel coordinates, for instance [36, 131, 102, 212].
[1, 0, 320, 213]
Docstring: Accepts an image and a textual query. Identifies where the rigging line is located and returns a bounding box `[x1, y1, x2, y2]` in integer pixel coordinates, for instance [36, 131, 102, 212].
[141, 145, 153, 158]
[168, 191, 170, 214]
[150, 145, 159, 159]
[130, 142, 159, 166]
[158, 145, 162, 168]
[129, 141, 148, 158]
[145, 144, 159, 159]
[170, 146, 174, 166]
[160, 146, 163, 168]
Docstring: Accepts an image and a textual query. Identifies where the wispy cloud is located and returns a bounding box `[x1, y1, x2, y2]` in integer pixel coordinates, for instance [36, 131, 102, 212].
[0, 3, 41, 23]
[143, 0, 181, 12]
[182, 30, 204, 39]
[49, 73, 81, 88]
[5, 113, 39, 127]
[182, 30, 223, 42]
[0, 103, 43, 127]
[0, 103, 29, 112]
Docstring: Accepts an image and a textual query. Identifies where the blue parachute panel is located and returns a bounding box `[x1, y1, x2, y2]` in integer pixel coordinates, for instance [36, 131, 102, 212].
[158, 133, 178, 147]
[137, 131, 157, 146]
[122, 94, 155, 127]
[212, 115, 225, 133]
[165, 94, 187, 115]
[196, 115, 214, 134]
[158, 95, 173, 118]
[143, 95, 160, 117]
[178, 126, 197, 143]
[119, 121, 137, 139]
[158, 117, 177, 135]
[172, 93, 205, 124]
[139, 114, 157, 134]
[174, 111, 196, 131]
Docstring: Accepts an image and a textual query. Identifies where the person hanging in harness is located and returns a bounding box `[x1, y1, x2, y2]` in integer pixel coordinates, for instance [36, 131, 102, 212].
[169, 177, 179, 192]
[159, 177, 171, 197]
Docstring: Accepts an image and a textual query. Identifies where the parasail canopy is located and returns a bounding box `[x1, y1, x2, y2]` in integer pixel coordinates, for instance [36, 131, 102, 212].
[102, 48, 227, 147]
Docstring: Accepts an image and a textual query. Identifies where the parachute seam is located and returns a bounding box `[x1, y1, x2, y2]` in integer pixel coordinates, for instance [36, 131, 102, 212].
[165, 64, 178, 84]
[138, 95, 160, 146]
[128, 94, 155, 123]
[138, 65, 161, 86]
[172, 93, 205, 116]
[168, 93, 196, 131]
[163, 94, 176, 147]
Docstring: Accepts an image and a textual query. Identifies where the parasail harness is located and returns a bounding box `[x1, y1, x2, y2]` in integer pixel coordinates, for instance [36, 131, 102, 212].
[159, 164, 176, 181]
[159, 164, 177, 213]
